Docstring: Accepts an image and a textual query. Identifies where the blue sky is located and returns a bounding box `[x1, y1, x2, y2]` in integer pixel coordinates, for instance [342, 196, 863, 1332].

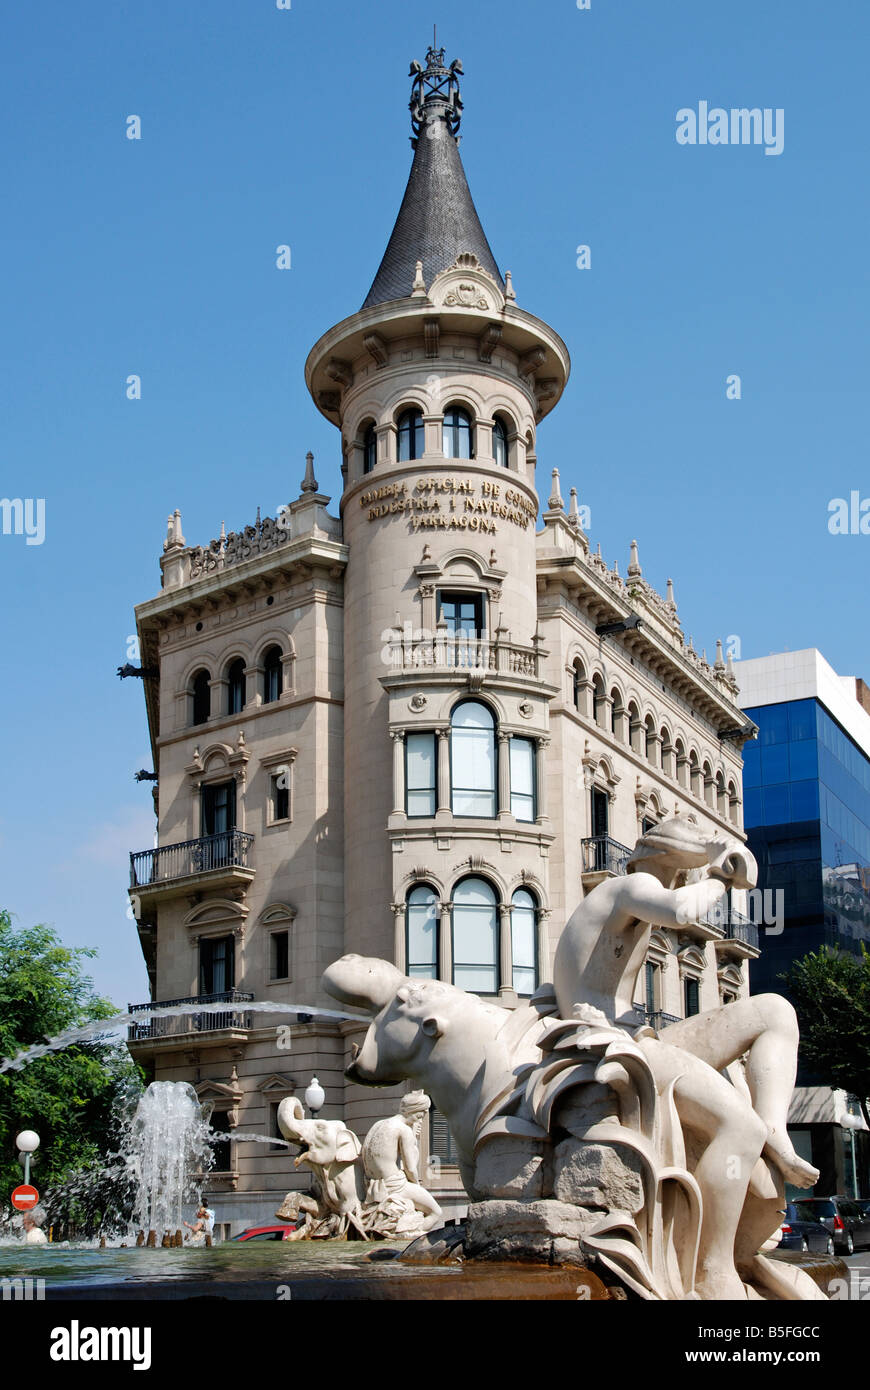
[1, 0, 867, 1008]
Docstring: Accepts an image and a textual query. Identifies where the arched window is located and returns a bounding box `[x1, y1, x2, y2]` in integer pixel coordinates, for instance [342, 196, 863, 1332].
[675, 739, 688, 788]
[406, 884, 439, 980]
[262, 646, 283, 704]
[442, 406, 474, 460]
[492, 416, 509, 468]
[593, 675, 607, 729]
[660, 727, 673, 778]
[226, 659, 246, 715]
[610, 688, 621, 737]
[572, 659, 587, 714]
[511, 889, 538, 996]
[191, 669, 211, 726]
[452, 877, 498, 993]
[397, 408, 425, 462]
[451, 701, 496, 817]
[703, 760, 715, 808]
[363, 422, 377, 474]
[645, 715, 657, 766]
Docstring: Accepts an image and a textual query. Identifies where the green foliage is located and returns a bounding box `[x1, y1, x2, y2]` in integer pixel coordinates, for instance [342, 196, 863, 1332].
[783, 944, 870, 1125]
[0, 909, 142, 1231]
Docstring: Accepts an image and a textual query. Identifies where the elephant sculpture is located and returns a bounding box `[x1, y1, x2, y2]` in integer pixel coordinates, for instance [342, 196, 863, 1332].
[277, 1096, 366, 1238]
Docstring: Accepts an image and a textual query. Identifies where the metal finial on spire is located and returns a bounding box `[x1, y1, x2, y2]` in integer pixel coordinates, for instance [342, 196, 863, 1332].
[301, 450, 318, 494]
[409, 44, 463, 140]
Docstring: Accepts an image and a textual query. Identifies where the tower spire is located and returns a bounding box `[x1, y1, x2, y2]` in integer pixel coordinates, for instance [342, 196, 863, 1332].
[362, 48, 503, 309]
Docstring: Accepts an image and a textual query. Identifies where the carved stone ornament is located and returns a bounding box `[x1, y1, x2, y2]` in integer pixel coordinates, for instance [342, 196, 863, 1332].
[444, 281, 490, 309]
[518, 700, 534, 719]
[409, 693, 428, 711]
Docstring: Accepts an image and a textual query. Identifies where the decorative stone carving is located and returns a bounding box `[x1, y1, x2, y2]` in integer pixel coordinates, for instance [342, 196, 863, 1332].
[323, 815, 825, 1300]
[409, 693, 428, 711]
[276, 1091, 443, 1242]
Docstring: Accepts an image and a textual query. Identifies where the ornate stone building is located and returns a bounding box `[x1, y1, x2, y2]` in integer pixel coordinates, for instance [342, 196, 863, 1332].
[126, 49, 758, 1233]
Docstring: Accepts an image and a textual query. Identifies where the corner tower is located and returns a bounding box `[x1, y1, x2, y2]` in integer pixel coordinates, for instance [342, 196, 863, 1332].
[306, 46, 569, 1014]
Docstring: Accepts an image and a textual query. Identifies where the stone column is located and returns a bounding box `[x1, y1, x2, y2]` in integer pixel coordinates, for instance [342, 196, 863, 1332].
[391, 731, 405, 818]
[436, 729, 451, 818]
[391, 902, 405, 972]
[498, 734, 511, 819]
[498, 903, 513, 998]
[439, 901, 453, 984]
[535, 737, 550, 822]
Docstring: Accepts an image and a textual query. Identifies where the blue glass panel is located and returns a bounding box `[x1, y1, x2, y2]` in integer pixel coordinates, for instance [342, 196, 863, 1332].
[742, 742, 761, 788]
[760, 706, 789, 745]
[743, 787, 763, 826]
[763, 784, 790, 823]
[788, 700, 817, 741]
[762, 745, 790, 784]
[788, 739, 818, 781]
[790, 781, 819, 821]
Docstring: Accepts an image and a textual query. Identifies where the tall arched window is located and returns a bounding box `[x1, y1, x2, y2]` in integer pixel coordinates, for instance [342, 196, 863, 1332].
[511, 889, 538, 996]
[442, 406, 474, 460]
[191, 669, 211, 726]
[226, 659, 246, 715]
[363, 423, 377, 474]
[262, 646, 283, 704]
[451, 701, 496, 817]
[492, 416, 509, 468]
[452, 877, 498, 993]
[397, 408, 425, 462]
[406, 884, 439, 980]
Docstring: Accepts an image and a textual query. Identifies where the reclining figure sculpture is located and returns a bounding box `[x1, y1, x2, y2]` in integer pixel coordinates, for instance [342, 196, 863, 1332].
[323, 816, 825, 1300]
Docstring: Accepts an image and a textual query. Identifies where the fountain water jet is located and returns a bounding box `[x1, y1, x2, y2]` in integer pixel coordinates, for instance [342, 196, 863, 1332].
[124, 1082, 213, 1239]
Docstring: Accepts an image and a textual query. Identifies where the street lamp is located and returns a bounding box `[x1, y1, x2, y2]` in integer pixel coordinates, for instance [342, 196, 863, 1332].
[304, 1077, 325, 1116]
[840, 1112, 862, 1199]
[15, 1129, 40, 1187]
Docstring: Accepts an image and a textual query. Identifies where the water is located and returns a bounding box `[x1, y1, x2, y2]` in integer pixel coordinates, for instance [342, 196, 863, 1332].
[125, 1082, 214, 1238]
[0, 1000, 360, 1074]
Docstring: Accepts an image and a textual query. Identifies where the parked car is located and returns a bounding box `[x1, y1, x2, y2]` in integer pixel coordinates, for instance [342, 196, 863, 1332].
[231, 1223, 299, 1242]
[777, 1201, 835, 1254]
[799, 1197, 870, 1255]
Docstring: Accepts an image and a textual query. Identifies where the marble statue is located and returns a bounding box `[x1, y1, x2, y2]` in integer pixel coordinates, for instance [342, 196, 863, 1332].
[360, 1091, 443, 1236]
[323, 816, 826, 1300]
[276, 1097, 366, 1238]
[276, 1092, 442, 1241]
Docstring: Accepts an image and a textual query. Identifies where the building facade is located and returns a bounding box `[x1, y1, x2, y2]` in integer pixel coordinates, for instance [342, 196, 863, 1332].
[735, 648, 870, 1197]
[127, 49, 757, 1233]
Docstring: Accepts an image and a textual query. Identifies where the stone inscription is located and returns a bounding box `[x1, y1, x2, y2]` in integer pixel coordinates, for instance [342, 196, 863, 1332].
[360, 476, 537, 534]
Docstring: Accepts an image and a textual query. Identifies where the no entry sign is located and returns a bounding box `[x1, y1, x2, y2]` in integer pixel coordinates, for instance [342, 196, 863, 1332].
[11, 1184, 39, 1211]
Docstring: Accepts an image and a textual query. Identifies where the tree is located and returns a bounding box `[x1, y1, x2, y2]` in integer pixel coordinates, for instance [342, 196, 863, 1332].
[0, 909, 143, 1233]
[783, 944, 870, 1128]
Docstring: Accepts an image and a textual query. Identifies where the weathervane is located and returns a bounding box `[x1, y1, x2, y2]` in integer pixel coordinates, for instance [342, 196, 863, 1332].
[409, 36, 463, 141]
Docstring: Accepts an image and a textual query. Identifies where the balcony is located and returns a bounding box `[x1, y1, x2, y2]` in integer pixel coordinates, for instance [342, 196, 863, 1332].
[581, 834, 632, 888]
[383, 631, 541, 681]
[712, 910, 760, 959]
[129, 830, 255, 909]
[632, 1004, 683, 1031]
[127, 990, 255, 1050]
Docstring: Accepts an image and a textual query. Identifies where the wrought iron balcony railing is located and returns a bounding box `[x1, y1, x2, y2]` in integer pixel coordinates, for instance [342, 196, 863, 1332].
[632, 1004, 683, 1031]
[127, 990, 255, 1041]
[581, 835, 633, 877]
[700, 905, 759, 949]
[130, 830, 254, 888]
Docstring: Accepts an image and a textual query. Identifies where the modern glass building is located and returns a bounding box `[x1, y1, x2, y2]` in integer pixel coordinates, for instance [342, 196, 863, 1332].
[735, 650, 870, 1195]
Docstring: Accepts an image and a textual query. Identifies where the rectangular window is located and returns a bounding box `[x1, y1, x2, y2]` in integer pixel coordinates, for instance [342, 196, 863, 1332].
[406, 733, 436, 817]
[270, 772, 290, 822]
[201, 780, 236, 837]
[645, 960, 660, 1012]
[510, 738, 536, 822]
[591, 787, 609, 840]
[684, 976, 700, 1017]
[270, 930, 289, 981]
[440, 591, 484, 668]
[429, 1108, 459, 1167]
[210, 1110, 232, 1172]
[269, 1101, 286, 1151]
[200, 934, 235, 995]
[511, 900, 537, 996]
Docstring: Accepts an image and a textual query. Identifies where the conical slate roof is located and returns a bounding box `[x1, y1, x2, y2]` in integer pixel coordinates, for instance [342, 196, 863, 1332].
[362, 91, 504, 309]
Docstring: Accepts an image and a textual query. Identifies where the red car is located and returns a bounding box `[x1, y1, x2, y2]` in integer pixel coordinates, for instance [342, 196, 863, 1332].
[231, 1223, 299, 1242]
